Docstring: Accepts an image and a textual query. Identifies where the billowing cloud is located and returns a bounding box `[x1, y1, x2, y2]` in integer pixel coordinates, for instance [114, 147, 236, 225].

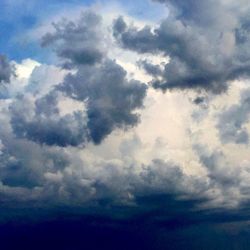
[0, 3, 250, 220]
[41, 11, 106, 68]
[113, 0, 250, 93]
[10, 93, 88, 147]
[58, 60, 147, 144]
[8, 11, 146, 147]
[1, 56, 249, 211]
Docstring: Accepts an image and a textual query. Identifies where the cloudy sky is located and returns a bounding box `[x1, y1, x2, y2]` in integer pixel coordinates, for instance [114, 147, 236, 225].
[2, 0, 250, 249]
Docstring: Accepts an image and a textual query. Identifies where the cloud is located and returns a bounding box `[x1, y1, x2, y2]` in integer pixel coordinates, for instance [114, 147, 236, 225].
[217, 88, 250, 144]
[193, 144, 250, 208]
[1, 5, 250, 218]
[1, 59, 250, 213]
[58, 60, 147, 144]
[2, 3, 250, 249]
[41, 11, 106, 68]
[113, 0, 250, 93]
[10, 93, 88, 147]
[18, 11, 147, 146]
[0, 55, 14, 84]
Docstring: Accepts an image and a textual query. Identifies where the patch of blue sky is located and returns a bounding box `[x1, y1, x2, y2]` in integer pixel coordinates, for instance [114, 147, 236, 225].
[117, 0, 167, 22]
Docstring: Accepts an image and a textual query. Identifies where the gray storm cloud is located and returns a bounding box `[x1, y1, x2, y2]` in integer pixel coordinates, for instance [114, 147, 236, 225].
[113, 0, 250, 93]
[9, 11, 147, 147]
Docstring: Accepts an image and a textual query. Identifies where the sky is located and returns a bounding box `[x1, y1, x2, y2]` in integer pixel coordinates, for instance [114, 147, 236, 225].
[2, 0, 250, 249]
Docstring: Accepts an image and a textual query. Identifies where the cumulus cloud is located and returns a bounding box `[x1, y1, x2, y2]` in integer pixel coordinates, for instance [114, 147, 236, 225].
[58, 60, 147, 144]
[113, 0, 250, 93]
[1, 4, 250, 216]
[10, 93, 88, 147]
[217, 88, 250, 144]
[41, 11, 106, 68]
[0, 58, 250, 211]
[33, 11, 147, 146]
[194, 144, 250, 208]
[0, 53, 205, 208]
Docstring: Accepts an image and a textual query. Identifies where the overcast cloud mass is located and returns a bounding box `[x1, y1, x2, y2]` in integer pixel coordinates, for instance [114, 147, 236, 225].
[2, 0, 250, 249]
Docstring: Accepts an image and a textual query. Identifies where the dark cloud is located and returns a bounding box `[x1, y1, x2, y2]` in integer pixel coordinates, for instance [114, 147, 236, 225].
[193, 96, 206, 105]
[0, 55, 13, 84]
[193, 144, 250, 208]
[114, 0, 250, 93]
[58, 60, 147, 144]
[8, 11, 147, 147]
[140, 159, 205, 196]
[9, 93, 88, 147]
[196, 147, 239, 188]
[10, 61, 147, 147]
[2, 195, 250, 250]
[41, 11, 105, 68]
[217, 89, 250, 144]
[137, 59, 163, 77]
[0, 137, 69, 190]
[113, 17, 158, 54]
[0, 55, 15, 99]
